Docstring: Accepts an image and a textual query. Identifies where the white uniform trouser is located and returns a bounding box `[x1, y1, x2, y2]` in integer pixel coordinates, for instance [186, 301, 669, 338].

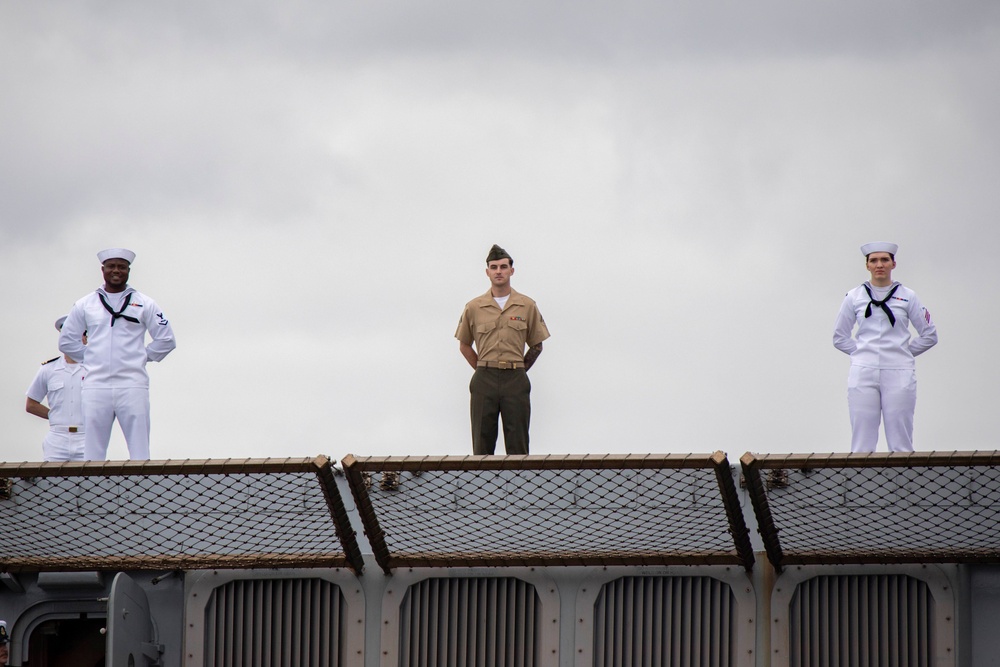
[847, 366, 917, 453]
[82, 387, 151, 460]
[42, 431, 86, 462]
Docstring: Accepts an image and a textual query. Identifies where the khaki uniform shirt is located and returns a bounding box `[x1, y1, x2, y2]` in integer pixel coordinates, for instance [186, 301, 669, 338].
[455, 289, 550, 363]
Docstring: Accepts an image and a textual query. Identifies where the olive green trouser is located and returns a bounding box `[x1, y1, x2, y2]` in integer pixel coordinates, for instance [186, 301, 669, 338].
[469, 367, 531, 455]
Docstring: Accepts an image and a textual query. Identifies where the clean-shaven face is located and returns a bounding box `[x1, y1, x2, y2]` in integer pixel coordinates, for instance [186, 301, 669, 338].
[866, 252, 895, 284]
[486, 259, 514, 287]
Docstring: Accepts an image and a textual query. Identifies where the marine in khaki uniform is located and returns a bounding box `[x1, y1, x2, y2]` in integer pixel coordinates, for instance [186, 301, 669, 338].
[456, 245, 550, 455]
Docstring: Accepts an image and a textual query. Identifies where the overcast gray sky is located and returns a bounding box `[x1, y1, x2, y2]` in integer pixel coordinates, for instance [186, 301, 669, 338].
[2, 1, 998, 463]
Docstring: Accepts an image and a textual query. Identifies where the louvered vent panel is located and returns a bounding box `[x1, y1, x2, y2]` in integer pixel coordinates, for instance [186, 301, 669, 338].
[204, 578, 347, 667]
[789, 575, 934, 667]
[399, 577, 541, 667]
[593, 576, 736, 667]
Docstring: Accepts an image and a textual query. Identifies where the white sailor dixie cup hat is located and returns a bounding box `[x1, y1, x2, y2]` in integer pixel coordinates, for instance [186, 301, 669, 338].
[97, 248, 136, 264]
[860, 242, 898, 256]
[55, 315, 68, 331]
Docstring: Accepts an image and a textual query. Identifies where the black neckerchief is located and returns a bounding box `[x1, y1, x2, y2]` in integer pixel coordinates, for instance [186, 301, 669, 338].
[99, 292, 140, 327]
[862, 283, 899, 327]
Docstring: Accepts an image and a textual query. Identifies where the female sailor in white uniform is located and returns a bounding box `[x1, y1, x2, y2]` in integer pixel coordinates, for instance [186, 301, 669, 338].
[833, 242, 938, 452]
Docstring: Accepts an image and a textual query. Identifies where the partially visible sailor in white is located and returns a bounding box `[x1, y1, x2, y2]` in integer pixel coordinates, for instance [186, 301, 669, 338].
[0, 619, 9, 665]
[833, 242, 938, 452]
[24, 316, 87, 461]
[59, 248, 176, 460]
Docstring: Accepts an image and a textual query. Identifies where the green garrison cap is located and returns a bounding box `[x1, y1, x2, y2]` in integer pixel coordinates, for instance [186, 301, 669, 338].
[486, 244, 512, 263]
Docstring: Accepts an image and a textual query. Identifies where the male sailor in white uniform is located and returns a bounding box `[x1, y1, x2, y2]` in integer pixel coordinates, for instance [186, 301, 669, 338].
[59, 248, 176, 460]
[25, 316, 87, 461]
[833, 242, 937, 452]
